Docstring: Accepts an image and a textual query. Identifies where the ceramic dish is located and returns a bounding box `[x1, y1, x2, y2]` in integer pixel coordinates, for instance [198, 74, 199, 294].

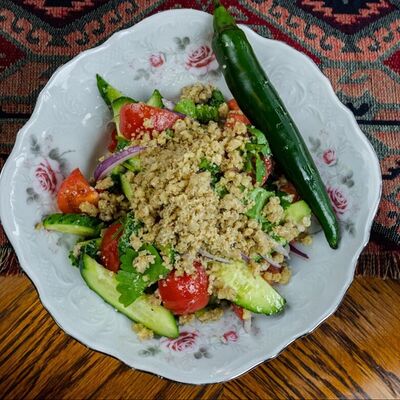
[0, 9, 381, 384]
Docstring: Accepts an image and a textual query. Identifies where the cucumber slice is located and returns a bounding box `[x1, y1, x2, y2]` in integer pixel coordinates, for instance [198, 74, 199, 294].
[211, 261, 286, 314]
[81, 255, 179, 338]
[120, 173, 134, 202]
[42, 214, 102, 237]
[96, 74, 124, 106]
[111, 96, 136, 136]
[174, 99, 197, 118]
[146, 89, 163, 108]
[285, 200, 311, 224]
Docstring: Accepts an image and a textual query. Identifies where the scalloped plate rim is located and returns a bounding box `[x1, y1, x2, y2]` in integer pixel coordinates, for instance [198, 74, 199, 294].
[0, 9, 382, 384]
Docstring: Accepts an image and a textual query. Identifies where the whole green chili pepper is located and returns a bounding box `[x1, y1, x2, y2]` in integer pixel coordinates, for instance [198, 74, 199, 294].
[212, 1, 340, 249]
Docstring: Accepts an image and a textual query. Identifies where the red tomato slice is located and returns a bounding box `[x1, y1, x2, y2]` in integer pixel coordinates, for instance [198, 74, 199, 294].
[224, 111, 251, 129]
[100, 223, 123, 272]
[158, 261, 209, 315]
[108, 129, 118, 152]
[119, 103, 181, 139]
[227, 99, 240, 111]
[225, 99, 250, 128]
[57, 168, 99, 214]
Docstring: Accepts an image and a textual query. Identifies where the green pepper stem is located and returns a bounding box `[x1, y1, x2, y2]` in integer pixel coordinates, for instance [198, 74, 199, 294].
[213, 1, 236, 33]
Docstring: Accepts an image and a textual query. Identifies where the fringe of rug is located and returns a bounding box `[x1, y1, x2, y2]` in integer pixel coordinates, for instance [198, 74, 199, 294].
[0, 246, 21, 276]
[356, 251, 400, 280]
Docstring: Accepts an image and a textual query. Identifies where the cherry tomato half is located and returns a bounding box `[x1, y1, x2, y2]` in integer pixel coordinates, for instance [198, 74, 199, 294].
[224, 99, 250, 129]
[119, 103, 181, 139]
[57, 168, 99, 214]
[158, 261, 209, 315]
[100, 223, 123, 272]
[227, 99, 240, 111]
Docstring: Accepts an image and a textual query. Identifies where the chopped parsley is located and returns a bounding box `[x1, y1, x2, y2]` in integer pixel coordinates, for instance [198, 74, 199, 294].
[69, 238, 101, 267]
[116, 136, 130, 151]
[116, 213, 169, 307]
[208, 89, 225, 107]
[199, 158, 222, 188]
[243, 127, 271, 184]
[116, 244, 169, 307]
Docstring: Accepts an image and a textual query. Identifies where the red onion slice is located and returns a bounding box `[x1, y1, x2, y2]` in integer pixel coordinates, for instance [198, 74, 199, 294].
[94, 146, 145, 181]
[198, 248, 230, 264]
[273, 243, 290, 258]
[241, 253, 250, 263]
[162, 97, 175, 110]
[289, 243, 309, 260]
[261, 254, 282, 269]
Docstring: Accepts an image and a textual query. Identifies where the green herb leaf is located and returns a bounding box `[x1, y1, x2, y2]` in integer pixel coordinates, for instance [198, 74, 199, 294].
[215, 183, 229, 198]
[69, 238, 101, 267]
[208, 89, 225, 107]
[248, 126, 267, 145]
[199, 158, 222, 188]
[116, 136, 130, 151]
[116, 244, 169, 307]
[118, 212, 143, 257]
[140, 243, 170, 282]
[245, 188, 274, 221]
[255, 154, 266, 183]
[116, 248, 145, 306]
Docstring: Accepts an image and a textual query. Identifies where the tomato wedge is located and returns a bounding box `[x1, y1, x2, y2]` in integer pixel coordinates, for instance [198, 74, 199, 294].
[158, 261, 209, 315]
[100, 223, 123, 272]
[119, 103, 181, 139]
[227, 98, 240, 111]
[225, 99, 250, 128]
[57, 168, 99, 213]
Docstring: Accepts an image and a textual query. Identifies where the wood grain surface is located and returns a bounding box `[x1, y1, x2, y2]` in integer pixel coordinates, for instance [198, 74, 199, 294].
[1, 275, 399, 399]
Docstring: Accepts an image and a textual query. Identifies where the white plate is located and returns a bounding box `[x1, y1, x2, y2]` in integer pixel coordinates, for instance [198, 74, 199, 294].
[0, 9, 381, 384]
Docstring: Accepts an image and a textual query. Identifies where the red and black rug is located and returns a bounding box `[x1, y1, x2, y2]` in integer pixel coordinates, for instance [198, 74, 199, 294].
[1, 0, 399, 278]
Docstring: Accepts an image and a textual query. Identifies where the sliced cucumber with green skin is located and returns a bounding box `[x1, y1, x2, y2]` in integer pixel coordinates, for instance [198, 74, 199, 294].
[120, 173, 134, 202]
[211, 261, 286, 314]
[81, 255, 179, 338]
[111, 96, 136, 136]
[146, 89, 163, 108]
[174, 99, 197, 118]
[96, 74, 124, 106]
[285, 200, 311, 224]
[42, 214, 102, 237]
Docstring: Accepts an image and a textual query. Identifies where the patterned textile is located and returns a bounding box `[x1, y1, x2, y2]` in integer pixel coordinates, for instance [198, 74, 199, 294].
[0, 0, 399, 278]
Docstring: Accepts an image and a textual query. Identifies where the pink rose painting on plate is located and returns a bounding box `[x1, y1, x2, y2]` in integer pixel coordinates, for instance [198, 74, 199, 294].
[185, 45, 219, 76]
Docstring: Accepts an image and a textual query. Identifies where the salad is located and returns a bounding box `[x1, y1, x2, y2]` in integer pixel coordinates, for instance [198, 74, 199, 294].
[39, 77, 313, 340]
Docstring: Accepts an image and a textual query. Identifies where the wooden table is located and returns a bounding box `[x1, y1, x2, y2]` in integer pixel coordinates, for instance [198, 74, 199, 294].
[1, 275, 399, 399]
